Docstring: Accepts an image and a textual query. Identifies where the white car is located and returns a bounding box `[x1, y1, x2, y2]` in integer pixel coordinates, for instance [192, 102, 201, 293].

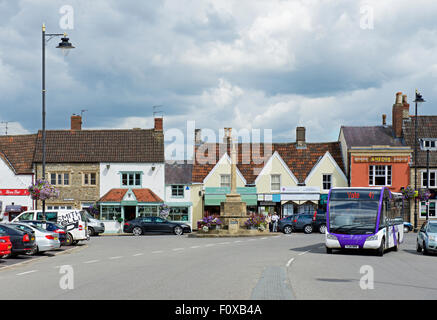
[9, 223, 60, 254]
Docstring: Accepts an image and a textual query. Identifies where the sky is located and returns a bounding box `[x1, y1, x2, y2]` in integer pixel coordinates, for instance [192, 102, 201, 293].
[0, 0, 436, 159]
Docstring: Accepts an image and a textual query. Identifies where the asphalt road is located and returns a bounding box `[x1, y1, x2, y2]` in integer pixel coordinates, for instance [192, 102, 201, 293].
[0, 232, 435, 299]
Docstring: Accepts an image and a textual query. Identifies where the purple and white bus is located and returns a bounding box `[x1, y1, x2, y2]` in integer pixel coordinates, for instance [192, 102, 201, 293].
[325, 187, 405, 256]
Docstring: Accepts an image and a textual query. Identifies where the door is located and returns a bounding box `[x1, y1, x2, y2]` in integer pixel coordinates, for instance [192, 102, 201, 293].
[124, 206, 136, 222]
[152, 217, 170, 233]
[139, 217, 154, 233]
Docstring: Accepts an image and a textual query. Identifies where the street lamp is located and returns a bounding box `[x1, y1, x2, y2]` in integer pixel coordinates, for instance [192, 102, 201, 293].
[41, 24, 75, 221]
[413, 89, 425, 231]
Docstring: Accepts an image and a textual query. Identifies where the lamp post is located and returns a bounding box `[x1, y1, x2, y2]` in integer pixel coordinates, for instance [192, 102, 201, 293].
[426, 148, 430, 221]
[413, 90, 425, 231]
[41, 24, 75, 221]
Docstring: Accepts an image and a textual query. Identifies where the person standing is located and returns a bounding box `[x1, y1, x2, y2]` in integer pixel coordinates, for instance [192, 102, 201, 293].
[272, 212, 279, 232]
[265, 213, 272, 232]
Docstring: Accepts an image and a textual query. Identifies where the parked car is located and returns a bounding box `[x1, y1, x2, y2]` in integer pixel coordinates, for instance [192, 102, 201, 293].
[123, 216, 191, 235]
[0, 224, 36, 257]
[19, 220, 67, 246]
[278, 215, 295, 234]
[312, 210, 327, 234]
[12, 209, 88, 245]
[0, 228, 12, 256]
[9, 223, 60, 254]
[84, 212, 105, 236]
[416, 221, 437, 255]
[404, 222, 413, 233]
[292, 214, 314, 234]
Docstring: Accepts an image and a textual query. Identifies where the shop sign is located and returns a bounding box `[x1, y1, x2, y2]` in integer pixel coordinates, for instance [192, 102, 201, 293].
[0, 189, 30, 196]
[354, 156, 409, 163]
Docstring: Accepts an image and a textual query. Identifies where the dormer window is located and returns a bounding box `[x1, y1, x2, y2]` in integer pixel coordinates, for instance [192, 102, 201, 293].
[421, 139, 437, 151]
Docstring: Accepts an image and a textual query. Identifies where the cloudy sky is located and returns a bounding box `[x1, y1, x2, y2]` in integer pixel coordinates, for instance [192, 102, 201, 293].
[0, 0, 436, 158]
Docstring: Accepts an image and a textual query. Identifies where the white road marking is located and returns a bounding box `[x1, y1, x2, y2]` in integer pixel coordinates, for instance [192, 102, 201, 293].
[247, 239, 256, 241]
[234, 240, 243, 243]
[83, 260, 99, 264]
[16, 270, 38, 276]
[133, 253, 143, 257]
[298, 250, 310, 256]
[261, 237, 267, 240]
[172, 248, 185, 251]
[109, 256, 122, 260]
[205, 244, 215, 247]
[190, 246, 201, 249]
[218, 242, 230, 245]
[286, 258, 295, 267]
[152, 250, 163, 254]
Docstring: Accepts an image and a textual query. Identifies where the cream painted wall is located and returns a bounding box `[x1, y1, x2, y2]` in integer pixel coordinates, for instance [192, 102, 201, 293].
[305, 155, 347, 193]
[190, 184, 203, 230]
[256, 155, 297, 193]
[203, 156, 245, 188]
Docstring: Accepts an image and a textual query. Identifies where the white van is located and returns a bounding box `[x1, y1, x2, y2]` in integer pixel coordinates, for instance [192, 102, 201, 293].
[11, 209, 89, 245]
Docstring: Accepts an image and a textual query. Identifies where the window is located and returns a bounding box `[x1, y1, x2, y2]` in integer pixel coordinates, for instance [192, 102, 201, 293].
[121, 172, 141, 187]
[422, 170, 437, 188]
[36, 211, 58, 222]
[271, 174, 281, 191]
[322, 174, 332, 190]
[83, 173, 97, 186]
[137, 206, 158, 217]
[49, 173, 70, 186]
[369, 165, 391, 186]
[171, 185, 184, 197]
[100, 206, 121, 220]
[47, 205, 72, 210]
[421, 139, 437, 150]
[168, 207, 189, 222]
[420, 200, 436, 218]
[220, 174, 230, 188]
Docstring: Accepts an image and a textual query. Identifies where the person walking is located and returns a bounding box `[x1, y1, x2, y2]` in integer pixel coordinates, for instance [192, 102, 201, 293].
[272, 212, 279, 232]
[265, 213, 272, 232]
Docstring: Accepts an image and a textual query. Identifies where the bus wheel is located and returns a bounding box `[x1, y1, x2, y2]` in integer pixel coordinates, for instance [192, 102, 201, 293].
[326, 247, 332, 254]
[377, 238, 385, 257]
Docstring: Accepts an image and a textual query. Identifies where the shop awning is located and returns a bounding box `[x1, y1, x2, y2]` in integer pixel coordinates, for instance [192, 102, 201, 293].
[204, 187, 257, 206]
[280, 186, 320, 201]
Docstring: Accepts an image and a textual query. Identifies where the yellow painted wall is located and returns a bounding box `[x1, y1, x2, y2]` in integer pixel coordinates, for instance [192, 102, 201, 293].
[256, 155, 297, 193]
[305, 155, 348, 193]
[203, 156, 245, 188]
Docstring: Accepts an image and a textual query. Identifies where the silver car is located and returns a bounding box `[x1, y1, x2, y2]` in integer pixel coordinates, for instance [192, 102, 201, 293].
[85, 212, 105, 236]
[9, 223, 61, 254]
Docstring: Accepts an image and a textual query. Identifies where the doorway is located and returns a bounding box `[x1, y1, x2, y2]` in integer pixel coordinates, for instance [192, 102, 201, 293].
[124, 206, 136, 221]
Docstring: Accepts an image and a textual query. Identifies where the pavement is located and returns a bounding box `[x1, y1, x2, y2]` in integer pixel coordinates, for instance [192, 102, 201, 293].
[0, 231, 435, 299]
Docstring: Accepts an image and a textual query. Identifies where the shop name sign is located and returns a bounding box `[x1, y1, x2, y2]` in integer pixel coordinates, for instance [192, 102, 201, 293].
[0, 189, 30, 196]
[354, 156, 409, 163]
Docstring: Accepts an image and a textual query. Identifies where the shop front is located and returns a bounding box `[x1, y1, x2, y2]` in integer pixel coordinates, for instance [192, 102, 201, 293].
[165, 202, 192, 226]
[257, 194, 281, 216]
[204, 187, 257, 216]
[280, 186, 320, 216]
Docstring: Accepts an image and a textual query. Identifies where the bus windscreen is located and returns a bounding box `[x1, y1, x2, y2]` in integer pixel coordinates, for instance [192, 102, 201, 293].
[329, 189, 381, 201]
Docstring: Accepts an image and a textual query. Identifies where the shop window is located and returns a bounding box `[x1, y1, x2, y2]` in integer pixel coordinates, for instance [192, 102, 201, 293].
[322, 174, 332, 190]
[171, 185, 184, 197]
[369, 165, 391, 186]
[168, 207, 189, 222]
[422, 171, 437, 188]
[271, 174, 281, 191]
[221, 174, 230, 188]
[121, 172, 141, 187]
[100, 206, 121, 220]
[420, 200, 436, 218]
[137, 206, 158, 217]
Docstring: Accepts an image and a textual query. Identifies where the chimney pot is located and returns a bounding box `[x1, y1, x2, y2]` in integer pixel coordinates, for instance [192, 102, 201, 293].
[223, 128, 232, 144]
[195, 129, 202, 145]
[71, 115, 82, 130]
[382, 114, 387, 126]
[154, 118, 163, 131]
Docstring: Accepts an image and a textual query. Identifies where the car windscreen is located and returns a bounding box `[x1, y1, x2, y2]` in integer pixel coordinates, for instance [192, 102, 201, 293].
[10, 224, 33, 233]
[328, 200, 379, 234]
[428, 223, 437, 233]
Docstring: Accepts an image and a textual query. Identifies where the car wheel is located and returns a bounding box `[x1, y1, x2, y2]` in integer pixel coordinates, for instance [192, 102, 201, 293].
[319, 224, 327, 234]
[377, 238, 385, 257]
[416, 241, 422, 252]
[132, 227, 142, 236]
[88, 227, 95, 237]
[326, 247, 332, 254]
[72, 240, 79, 245]
[303, 225, 313, 234]
[403, 226, 409, 233]
[174, 226, 183, 235]
[283, 225, 292, 234]
[66, 233, 74, 246]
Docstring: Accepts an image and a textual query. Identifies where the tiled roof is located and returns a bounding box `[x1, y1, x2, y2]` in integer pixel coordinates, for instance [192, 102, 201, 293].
[33, 129, 164, 163]
[341, 126, 405, 147]
[192, 142, 345, 184]
[0, 134, 37, 174]
[165, 161, 193, 185]
[403, 116, 437, 167]
[98, 188, 163, 203]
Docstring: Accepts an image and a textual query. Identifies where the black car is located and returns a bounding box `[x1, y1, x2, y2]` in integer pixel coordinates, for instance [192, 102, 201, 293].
[291, 214, 315, 234]
[278, 215, 296, 234]
[123, 216, 191, 236]
[0, 224, 36, 257]
[312, 210, 327, 234]
[20, 220, 68, 246]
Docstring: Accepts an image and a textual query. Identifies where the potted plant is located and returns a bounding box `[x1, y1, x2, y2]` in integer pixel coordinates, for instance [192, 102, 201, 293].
[28, 179, 59, 201]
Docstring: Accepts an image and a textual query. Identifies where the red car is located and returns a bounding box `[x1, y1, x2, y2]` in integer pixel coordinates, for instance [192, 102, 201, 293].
[0, 235, 12, 256]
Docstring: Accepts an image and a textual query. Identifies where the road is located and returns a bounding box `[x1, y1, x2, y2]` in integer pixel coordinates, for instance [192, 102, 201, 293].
[0, 232, 436, 299]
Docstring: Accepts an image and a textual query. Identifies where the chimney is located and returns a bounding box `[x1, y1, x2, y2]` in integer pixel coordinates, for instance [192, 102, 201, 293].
[154, 117, 163, 131]
[223, 127, 232, 144]
[402, 94, 410, 120]
[392, 92, 404, 138]
[382, 114, 387, 126]
[71, 115, 82, 130]
[296, 127, 306, 148]
[195, 129, 202, 145]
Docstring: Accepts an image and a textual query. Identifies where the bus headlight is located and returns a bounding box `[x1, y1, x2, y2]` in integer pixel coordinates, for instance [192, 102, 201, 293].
[366, 235, 378, 241]
[326, 233, 337, 240]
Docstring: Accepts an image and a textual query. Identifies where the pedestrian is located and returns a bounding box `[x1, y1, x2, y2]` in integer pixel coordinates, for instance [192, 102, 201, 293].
[265, 213, 272, 232]
[272, 212, 279, 232]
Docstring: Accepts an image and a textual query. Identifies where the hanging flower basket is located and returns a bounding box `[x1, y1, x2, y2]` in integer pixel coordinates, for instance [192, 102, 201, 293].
[401, 186, 415, 200]
[28, 179, 59, 201]
[159, 204, 170, 219]
[418, 189, 431, 202]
